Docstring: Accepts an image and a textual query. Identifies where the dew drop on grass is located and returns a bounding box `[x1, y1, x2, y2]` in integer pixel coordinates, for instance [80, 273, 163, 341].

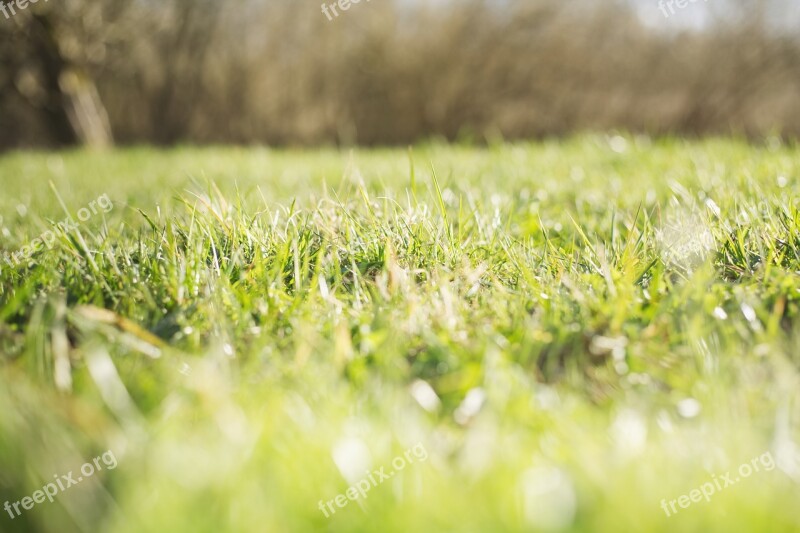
[741, 303, 757, 324]
[609, 135, 628, 154]
[410, 380, 441, 413]
[454, 388, 486, 425]
[677, 398, 701, 419]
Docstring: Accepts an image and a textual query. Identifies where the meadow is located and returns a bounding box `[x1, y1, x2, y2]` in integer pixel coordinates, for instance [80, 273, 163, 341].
[0, 137, 799, 532]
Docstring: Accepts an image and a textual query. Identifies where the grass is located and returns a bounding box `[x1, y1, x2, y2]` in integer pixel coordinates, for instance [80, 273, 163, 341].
[0, 136, 799, 532]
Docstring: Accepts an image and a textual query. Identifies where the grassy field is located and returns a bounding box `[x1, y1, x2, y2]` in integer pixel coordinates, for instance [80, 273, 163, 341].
[1, 137, 799, 532]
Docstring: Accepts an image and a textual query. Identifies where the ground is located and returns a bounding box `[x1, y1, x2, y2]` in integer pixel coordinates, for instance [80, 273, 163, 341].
[0, 137, 799, 532]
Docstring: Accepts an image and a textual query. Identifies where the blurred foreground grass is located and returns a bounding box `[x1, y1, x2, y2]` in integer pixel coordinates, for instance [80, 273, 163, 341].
[1, 137, 800, 532]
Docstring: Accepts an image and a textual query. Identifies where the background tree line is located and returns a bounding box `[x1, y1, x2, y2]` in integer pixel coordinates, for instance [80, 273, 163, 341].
[1, 0, 799, 149]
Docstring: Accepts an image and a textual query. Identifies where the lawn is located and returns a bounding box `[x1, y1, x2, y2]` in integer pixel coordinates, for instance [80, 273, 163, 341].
[1, 137, 799, 532]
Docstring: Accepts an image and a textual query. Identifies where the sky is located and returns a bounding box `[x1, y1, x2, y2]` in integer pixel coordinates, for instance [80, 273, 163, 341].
[629, 0, 800, 32]
[400, 0, 800, 33]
